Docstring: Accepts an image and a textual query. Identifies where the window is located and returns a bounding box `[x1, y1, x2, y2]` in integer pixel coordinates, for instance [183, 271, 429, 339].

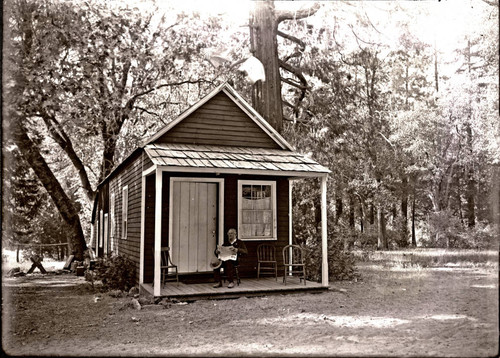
[238, 180, 276, 240]
[122, 186, 128, 240]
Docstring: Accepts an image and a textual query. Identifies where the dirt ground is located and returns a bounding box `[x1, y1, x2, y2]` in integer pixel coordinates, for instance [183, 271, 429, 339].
[2, 263, 498, 357]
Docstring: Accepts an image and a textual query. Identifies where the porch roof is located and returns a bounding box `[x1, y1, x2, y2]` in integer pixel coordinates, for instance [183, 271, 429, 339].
[145, 143, 330, 176]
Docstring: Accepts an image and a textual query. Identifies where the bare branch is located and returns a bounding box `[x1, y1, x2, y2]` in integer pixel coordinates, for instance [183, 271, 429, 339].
[275, 3, 321, 23]
[480, 0, 499, 6]
[33, 109, 95, 201]
[283, 115, 310, 124]
[127, 79, 213, 104]
[277, 30, 305, 50]
[278, 60, 309, 88]
[281, 76, 308, 90]
[282, 51, 302, 63]
[133, 106, 160, 117]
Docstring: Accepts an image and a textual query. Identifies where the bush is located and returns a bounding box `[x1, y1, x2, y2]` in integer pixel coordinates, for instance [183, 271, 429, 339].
[303, 233, 358, 281]
[423, 211, 498, 249]
[291, 179, 358, 281]
[93, 255, 136, 292]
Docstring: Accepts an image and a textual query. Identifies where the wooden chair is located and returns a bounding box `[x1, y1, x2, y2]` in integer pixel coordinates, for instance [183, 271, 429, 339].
[221, 263, 241, 286]
[161, 247, 178, 286]
[257, 244, 277, 280]
[282, 244, 306, 285]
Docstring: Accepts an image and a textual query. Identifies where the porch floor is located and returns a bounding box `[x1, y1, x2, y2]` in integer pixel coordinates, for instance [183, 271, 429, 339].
[140, 276, 329, 301]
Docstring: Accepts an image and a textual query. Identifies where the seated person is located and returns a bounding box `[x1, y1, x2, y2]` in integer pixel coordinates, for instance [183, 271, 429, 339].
[212, 228, 248, 288]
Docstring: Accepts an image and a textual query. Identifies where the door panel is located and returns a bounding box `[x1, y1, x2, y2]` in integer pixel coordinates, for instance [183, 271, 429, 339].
[171, 181, 217, 273]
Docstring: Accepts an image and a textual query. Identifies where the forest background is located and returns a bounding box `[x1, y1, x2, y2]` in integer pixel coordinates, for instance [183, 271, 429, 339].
[2, 0, 499, 277]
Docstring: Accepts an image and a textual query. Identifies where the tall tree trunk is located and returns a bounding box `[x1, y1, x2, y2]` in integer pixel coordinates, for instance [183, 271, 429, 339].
[465, 124, 476, 227]
[465, 39, 476, 227]
[349, 195, 355, 228]
[4, 1, 86, 260]
[377, 206, 388, 250]
[335, 196, 343, 225]
[411, 194, 417, 247]
[10, 120, 87, 260]
[249, 0, 283, 132]
[249, 0, 319, 133]
[358, 196, 365, 233]
[434, 39, 439, 92]
[369, 203, 375, 225]
[401, 175, 408, 247]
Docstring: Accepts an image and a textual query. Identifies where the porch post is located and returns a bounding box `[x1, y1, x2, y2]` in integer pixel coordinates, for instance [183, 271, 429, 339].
[321, 175, 329, 287]
[139, 175, 146, 285]
[154, 169, 163, 296]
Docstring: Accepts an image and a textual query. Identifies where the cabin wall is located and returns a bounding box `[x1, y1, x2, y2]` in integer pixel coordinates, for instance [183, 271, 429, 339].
[154, 92, 280, 149]
[143, 174, 156, 283]
[94, 151, 153, 282]
[155, 172, 289, 278]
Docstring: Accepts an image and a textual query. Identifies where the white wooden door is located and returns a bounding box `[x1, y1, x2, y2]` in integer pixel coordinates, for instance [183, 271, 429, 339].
[171, 181, 218, 273]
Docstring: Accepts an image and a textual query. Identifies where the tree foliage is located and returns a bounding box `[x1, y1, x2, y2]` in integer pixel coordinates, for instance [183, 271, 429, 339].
[3, 0, 498, 265]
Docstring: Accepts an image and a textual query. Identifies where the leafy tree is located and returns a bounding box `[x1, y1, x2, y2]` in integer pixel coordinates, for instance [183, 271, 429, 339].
[3, 0, 224, 258]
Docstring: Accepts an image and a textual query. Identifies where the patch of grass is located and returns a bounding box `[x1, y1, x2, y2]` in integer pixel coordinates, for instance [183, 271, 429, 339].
[352, 249, 498, 269]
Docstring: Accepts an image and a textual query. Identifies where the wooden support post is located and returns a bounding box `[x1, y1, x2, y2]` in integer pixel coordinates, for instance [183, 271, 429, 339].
[154, 169, 163, 297]
[321, 175, 329, 287]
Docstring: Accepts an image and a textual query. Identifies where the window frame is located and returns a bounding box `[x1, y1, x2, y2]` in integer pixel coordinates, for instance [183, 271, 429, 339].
[122, 186, 129, 240]
[110, 192, 116, 254]
[237, 180, 277, 241]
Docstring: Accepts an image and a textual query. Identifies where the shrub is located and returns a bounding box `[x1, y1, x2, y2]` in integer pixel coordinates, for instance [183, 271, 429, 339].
[304, 233, 358, 281]
[93, 255, 136, 292]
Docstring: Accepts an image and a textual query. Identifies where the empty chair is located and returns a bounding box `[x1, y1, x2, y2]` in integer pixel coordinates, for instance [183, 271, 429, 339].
[282, 244, 306, 285]
[257, 244, 277, 280]
[161, 247, 178, 286]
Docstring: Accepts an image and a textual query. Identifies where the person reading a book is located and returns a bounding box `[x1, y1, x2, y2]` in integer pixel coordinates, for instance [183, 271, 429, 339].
[212, 228, 248, 288]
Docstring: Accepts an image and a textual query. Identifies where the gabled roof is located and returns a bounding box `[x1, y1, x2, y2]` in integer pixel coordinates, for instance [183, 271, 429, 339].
[96, 83, 330, 189]
[143, 82, 294, 151]
[145, 143, 330, 176]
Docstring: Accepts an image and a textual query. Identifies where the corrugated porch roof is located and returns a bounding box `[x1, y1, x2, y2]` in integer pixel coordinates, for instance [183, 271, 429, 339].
[145, 143, 330, 176]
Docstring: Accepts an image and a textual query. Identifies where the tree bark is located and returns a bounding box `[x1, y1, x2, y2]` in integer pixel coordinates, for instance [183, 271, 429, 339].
[335, 196, 343, 224]
[249, 1, 320, 132]
[411, 195, 417, 247]
[465, 123, 476, 227]
[377, 206, 388, 250]
[10, 120, 87, 260]
[349, 195, 355, 228]
[249, 0, 284, 132]
[401, 175, 408, 247]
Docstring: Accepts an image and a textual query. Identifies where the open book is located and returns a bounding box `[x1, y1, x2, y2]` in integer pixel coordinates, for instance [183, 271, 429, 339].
[218, 246, 237, 261]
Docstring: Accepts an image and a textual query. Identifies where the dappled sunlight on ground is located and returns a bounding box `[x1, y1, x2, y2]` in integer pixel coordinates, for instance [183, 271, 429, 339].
[2, 275, 86, 288]
[239, 313, 411, 328]
[470, 284, 497, 289]
[3, 255, 498, 357]
[419, 314, 477, 321]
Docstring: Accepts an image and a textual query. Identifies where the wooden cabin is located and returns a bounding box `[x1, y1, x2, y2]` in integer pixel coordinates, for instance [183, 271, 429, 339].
[91, 83, 330, 297]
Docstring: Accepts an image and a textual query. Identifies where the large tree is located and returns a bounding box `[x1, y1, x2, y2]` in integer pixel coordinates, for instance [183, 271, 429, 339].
[249, 0, 320, 132]
[3, 0, 222, 258]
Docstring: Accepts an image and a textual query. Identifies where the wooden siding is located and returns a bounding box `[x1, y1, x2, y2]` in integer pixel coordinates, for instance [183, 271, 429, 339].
[143, 174, 155, 283]
[107, 151, 153, 281]
[154, 92, 281, 149]
[150, 173, 289, 279]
